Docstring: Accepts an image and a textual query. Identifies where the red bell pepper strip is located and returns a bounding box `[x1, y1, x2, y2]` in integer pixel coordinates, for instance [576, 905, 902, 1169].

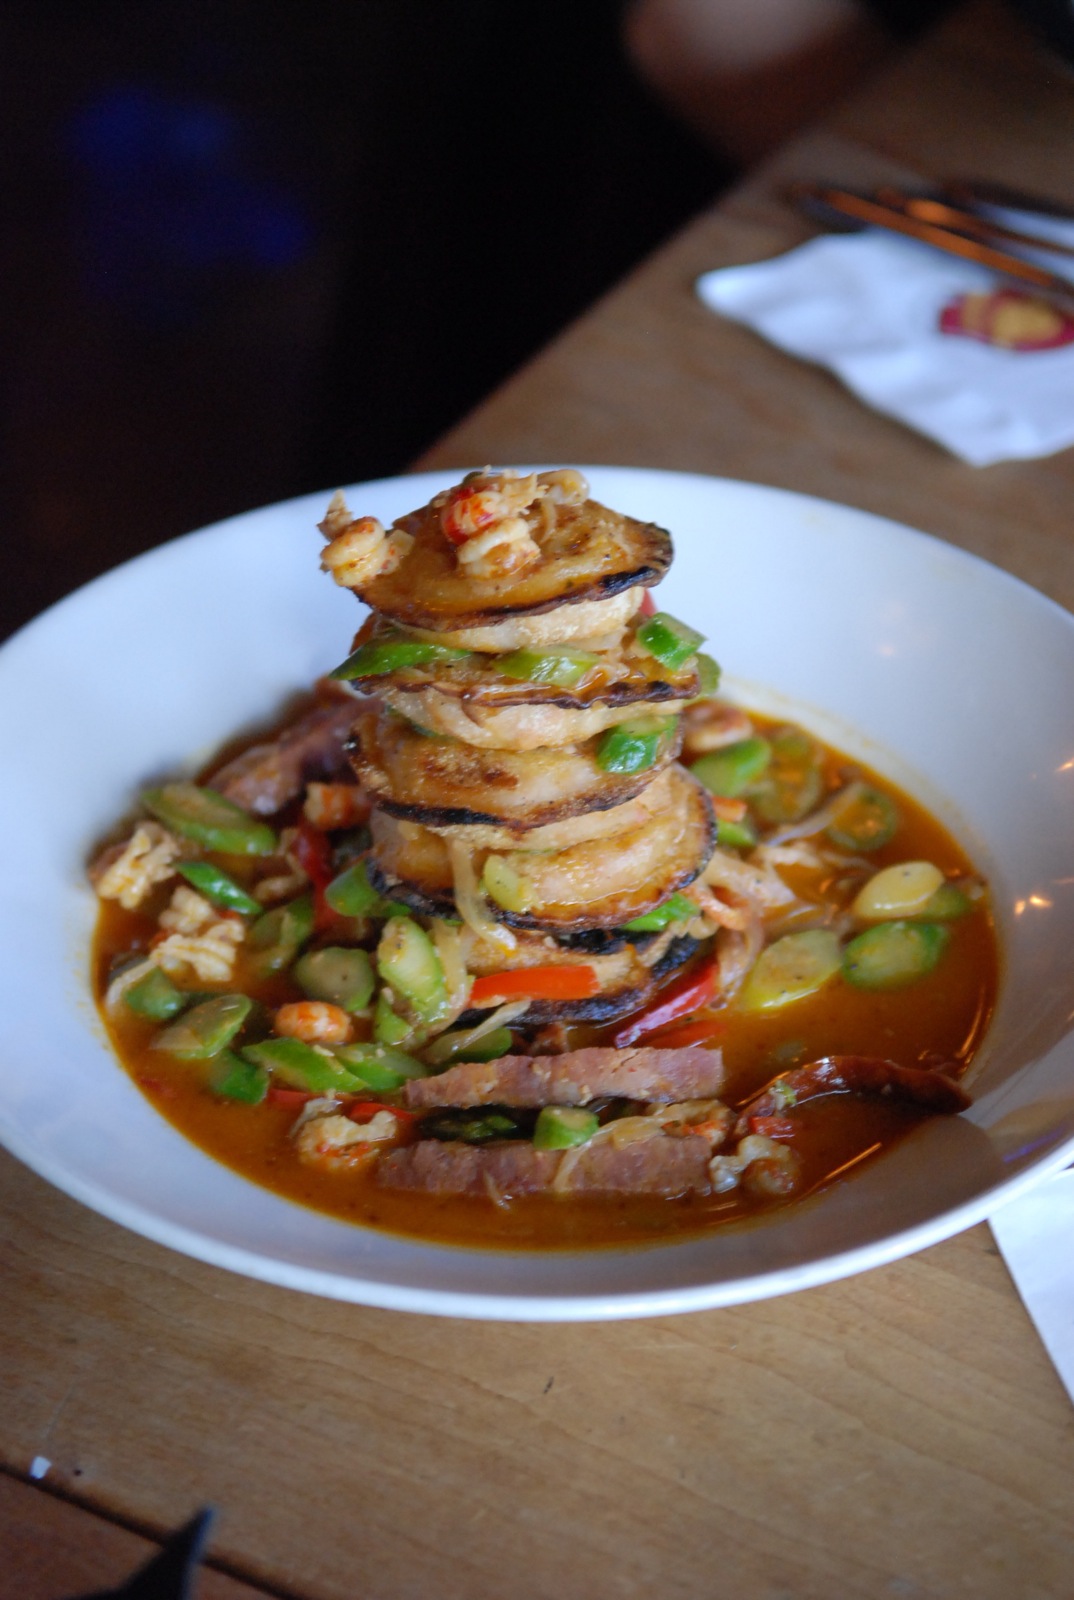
[346, 1101, 417, 1125]
[293, 823, 359, 933]
[612, 957, 720, 1048]
[293, 820, 334, 890]
[469, 965, 601, 1007]
[267, 1086, 315, 1109]
[639, 589, 657, 618]
[637, 1015, 725, 1050]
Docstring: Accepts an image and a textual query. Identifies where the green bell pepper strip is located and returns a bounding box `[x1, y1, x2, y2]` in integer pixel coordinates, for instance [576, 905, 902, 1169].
[209, 1051, 269, 1104]
[624, 891, 698, 933]
[692, 653, 721, 698]
[152, 994, 253, 1060]
[123, 966, 188, 1021]
[329, 634, 472, 680]
[175, 860, 262, 916]
[334, 1042, 431, 1089]
[691, 737, 771, 798]
[716, 815, 757, 851]
[492, 649, 600, 688]
[324, 859, 382, 918]
[142, 783, 277, 856]
[595, 717, 677, 775]
[242, 1037, 366, 1094]
[636, 612, 706, 671]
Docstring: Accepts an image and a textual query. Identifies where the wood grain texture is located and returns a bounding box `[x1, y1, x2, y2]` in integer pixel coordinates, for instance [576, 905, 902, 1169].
[3, 1150, 1074, 1600]
[5, 3, 1074, 1595]
[0, 1473, 270, 1599]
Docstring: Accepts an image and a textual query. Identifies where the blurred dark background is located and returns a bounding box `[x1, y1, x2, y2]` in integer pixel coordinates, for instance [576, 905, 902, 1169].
[0, 0, 726, 642]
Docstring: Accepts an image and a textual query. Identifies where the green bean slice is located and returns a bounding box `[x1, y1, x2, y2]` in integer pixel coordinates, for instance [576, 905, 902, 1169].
[595, 716, 677, 775]
[635, 612, 706, 671]
[176, 860, 262, 916]
[624, 891, 698, 932]
[843, 921, 949, 990]
[826, 786, 900, 851]
[143, 783, 277, 856]
[153, 994, 252, 1059]
[750, 727, 823, 825]
[533, 1106, 600, 1150]
[248, 894, 314, 974]
[691, 737, 771, 798]
[324, 858, 382, 918]
[210, 1051, 269, 1104]
[123, 966, 188, 1020]
[334, 1042, 431, 1089]
[493, 649, 599, 687]
[242, 1037, 364, 1094]
[293, 947, 375, 1012]
[739, 930, 842, 1012]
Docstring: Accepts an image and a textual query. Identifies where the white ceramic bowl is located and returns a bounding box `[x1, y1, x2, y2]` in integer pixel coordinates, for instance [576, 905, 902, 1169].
[2, 467, 1073, 1321]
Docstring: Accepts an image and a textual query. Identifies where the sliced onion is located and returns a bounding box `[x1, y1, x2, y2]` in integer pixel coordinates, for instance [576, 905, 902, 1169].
[429, 917, 471, 1024]
[447, 839, 516, 954]
[762, 780, 866, 847]
[422, 999, 531, 1067]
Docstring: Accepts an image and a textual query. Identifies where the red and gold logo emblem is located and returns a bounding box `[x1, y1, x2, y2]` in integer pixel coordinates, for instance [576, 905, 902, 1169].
[939, 289, 1074, 351]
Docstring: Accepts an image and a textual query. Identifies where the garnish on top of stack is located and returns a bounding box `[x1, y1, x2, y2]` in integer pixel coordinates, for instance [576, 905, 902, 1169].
[320, 467, 723, 1031]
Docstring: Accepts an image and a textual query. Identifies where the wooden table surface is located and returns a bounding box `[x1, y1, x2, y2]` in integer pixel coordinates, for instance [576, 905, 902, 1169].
[6, 4, 1074, 1595]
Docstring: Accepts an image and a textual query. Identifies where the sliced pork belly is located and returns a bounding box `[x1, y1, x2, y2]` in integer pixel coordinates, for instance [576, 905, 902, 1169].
[209, 696, 357, 816]
[350, 707, 681, 834]
[376, 1132, 713, 1198]
[356, 495, 672, 636]
[405, 1045, 725, 1109]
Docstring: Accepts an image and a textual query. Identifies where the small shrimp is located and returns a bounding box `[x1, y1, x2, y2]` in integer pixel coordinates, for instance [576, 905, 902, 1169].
[652, 1098, 733, 1150]
[319, 493, 413, 590]
[275, 1000, 355, 1046]
[303, 782, 371, 831]
[455, 518, 541, 579]
[708, 1132, 802, 1197]
[292, 1110, 397, 1168]
[440, 470, 540, 543]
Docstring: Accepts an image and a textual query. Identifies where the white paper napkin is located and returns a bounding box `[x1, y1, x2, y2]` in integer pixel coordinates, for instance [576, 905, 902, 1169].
[990, 1171, 1074, 1405]
[696, 225, 1074, 466]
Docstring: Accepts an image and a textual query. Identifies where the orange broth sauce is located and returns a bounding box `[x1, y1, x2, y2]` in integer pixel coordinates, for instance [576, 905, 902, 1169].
[92, 727, 998, 1251]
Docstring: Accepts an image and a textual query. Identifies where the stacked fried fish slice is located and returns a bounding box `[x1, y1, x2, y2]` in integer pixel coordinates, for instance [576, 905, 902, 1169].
[323, 468, 719, 1028]
[318, 468, 734, 1199]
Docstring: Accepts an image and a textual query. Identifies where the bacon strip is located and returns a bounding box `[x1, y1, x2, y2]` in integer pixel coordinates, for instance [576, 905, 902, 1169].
[405, 1045, 725, 1110]
[376, 1134, 713, 1198]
